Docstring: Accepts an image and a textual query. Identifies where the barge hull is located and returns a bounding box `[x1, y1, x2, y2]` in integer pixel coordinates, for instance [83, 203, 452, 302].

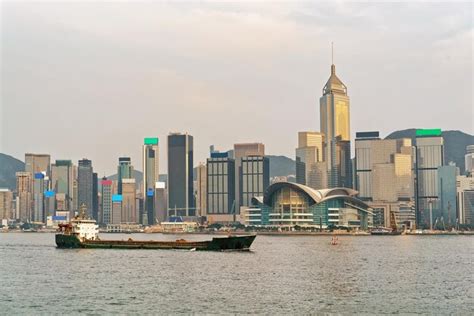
[56, 234, 256, 251]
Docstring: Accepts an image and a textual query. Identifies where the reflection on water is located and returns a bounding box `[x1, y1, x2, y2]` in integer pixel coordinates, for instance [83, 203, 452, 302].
[0, 233, 472, 314]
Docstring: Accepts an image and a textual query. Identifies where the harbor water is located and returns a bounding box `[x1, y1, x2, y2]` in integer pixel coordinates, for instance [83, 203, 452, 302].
[0, 233, 472, 314]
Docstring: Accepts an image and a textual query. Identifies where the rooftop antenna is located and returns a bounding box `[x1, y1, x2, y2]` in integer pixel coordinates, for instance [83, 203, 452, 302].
[331, 42, 334, 65]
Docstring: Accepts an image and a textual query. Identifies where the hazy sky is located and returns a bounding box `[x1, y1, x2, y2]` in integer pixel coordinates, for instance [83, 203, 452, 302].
[1, 1, 472, 175]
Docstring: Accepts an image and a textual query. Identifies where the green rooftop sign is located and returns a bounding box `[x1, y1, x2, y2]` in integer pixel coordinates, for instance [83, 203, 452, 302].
[144, 137, 159, 145]
[416, 129, 442, 137]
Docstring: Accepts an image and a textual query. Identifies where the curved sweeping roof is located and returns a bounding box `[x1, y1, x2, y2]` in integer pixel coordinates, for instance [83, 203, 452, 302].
[261, 182, 369, 209]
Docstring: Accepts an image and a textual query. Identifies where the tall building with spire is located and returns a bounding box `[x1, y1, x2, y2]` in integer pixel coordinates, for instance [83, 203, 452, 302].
[319, 58, 351, 188]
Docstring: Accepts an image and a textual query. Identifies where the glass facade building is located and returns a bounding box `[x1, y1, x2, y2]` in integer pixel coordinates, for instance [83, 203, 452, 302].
[143, 137, 159, 225]
[414, 130, 444, 228]
[355, 132, 413, 202]
[242, 182, 372, 230]
[456, 175, 474, 225]
[240, 156, 270, 208]
[437, 165, 459, 226]
[206, 153, 235, 215]
[234, 143, 265, 212]
[117, 157, 134, 195]
[51, 160, 74, 211]
[295, 131, 325, 189]
[78, 159, 94, 218]
[168, 133, 195, 217]
[33, 173, 45, 222]
[319, 64, 351, 189]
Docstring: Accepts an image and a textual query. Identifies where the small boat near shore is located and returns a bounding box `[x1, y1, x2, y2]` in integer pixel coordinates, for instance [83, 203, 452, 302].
[56, 205, 256, 251]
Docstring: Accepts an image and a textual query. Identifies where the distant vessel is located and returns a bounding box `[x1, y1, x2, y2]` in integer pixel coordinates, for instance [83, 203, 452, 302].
[55, 204, 256, 251]
[371, 211, 402, 236]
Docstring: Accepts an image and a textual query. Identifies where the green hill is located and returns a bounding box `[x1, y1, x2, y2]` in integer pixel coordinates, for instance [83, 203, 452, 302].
[0, 153, 25, 191]
[385, 129, 473, 173]
[267, 155, 296, 178]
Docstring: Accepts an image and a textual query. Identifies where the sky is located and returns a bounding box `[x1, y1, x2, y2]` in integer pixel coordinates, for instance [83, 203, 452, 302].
[1, 1, 472, 175]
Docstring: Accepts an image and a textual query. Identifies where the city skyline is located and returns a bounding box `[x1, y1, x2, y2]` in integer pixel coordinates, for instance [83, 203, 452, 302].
[1, 2, 472, 176]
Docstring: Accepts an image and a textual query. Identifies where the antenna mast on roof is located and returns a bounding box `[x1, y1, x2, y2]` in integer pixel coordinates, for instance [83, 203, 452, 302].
[331, 42, 334, 65]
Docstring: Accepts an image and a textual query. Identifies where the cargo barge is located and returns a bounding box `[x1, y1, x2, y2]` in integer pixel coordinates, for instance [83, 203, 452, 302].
[56, 205, 256, 251]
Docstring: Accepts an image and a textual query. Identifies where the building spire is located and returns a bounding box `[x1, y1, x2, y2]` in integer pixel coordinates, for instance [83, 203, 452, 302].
[331, 42, 334, 65]
[331, 42, 335, 75]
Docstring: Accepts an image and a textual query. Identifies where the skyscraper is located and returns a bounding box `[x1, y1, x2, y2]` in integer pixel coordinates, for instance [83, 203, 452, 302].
[295, 131, 326, 189]
[206, 152, 235, 218]
[25, 154, 51, 178]
[117, 157, 134, 195]
[16, 172, 32, 222]
[143, 137, 159, 225]
[319, 62, 351, 188]
[354, 132, 413, 201]
[100, 178, 113, 224]
[240, 156, 270, 209]
[0, 189, 13, 220]
[78, 159, 94, 218]
[456, 175, 474, 225]
[414, 129, 444, 228]
[111, 194, 123, 224]
[195, 162, 207, 217]
[168, 133, 194, 217]
[437, 165, 459, 227]
[465, 145, 474, 176]
[234, 143, 265, 211]
[121, 179, 137, 223]
[154, 182, 167, 223]
[51, 160, 74, 212]
[33, 173, 45, 222]
[92, 173, 98, 221]
[44, 190, 55, 219]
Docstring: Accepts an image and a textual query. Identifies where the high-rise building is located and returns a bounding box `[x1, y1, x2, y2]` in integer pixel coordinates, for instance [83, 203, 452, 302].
[111, 194, 122, 224]
[33, 173, 45, 222]
[92, 173, 98, 221]
[25, 154, 51, 221]
[0, 189, 13, 220]
[100, 178, 113, 224]
[154, 182, 167, 223]
[143, 137, 159, 225]
[195, 162, 207, 217]
[117, 157, 134, 195]
[354, 132, 415, 228]
[240, 156, 270, 208]
[456, 175, 474, 225]
[44, 190, 55, 219]
[296, 132, 325, 189]
[16, 172, 33, 222]
[437, 165, 460, 227]
[319, 62, 351, 188]
[354, 132, 413, 201]
[121, 178, 137, 223]
[25, 154, 51, 178]
[234, 143, 265, 212]
[465, 145, 474, 176]
[78, 159, 94, 218]
[51, 160, 74, 212]
[168, 133, 194, 217]
[206, 152, 235, 217]
[414, 129, 444, 228]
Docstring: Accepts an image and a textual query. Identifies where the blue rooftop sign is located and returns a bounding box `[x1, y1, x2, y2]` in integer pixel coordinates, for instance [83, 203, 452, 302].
[112, 194, 123, 202]
[44, 191, 55, 197]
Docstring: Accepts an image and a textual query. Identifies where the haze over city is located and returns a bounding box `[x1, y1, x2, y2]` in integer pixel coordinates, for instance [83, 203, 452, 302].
[1, 1, 472, 175]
